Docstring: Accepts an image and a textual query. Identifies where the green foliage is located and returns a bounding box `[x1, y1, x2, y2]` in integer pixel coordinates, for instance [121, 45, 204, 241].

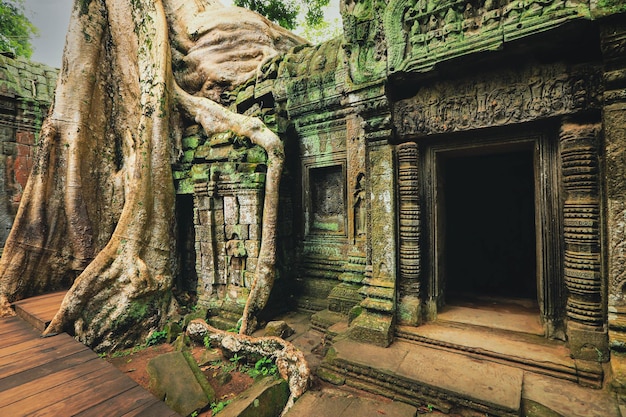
[234, 0, 330, 30]
[229, 353, 243, 365]
[247, 357, 278, 378]
[210, 399, 232, 414]
[296, 17, 342, 44]
[0, 0, 37, 58]
[146, 329, 168, 346]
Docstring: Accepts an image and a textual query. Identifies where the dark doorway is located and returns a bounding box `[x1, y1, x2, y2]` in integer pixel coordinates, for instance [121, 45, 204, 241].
[442, 149, 537, 301]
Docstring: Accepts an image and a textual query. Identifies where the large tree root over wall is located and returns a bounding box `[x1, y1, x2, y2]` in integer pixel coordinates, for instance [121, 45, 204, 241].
[0, 0, 301, 354]
[187, 319, 311, 416]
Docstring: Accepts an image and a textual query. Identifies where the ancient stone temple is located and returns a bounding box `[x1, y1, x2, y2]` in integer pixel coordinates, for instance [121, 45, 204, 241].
[173, 0, 626, 411]
[0, 54, 57, 252]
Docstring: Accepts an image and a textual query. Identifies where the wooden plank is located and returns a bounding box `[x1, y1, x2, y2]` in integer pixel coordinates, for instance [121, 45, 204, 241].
[28, 368, 137, 417]
[21, 297, 63, 315]
[0, 335, 86, 378]
[0, 363, 118, 416]
[12, 291, 66, 307]
[122, 399, 181, 417]
[0, 349, 98, 392]
[0, 352, 110, 405]
[73, 385, 162, 417]
[0, 328, 71, 358]
[12, 292, 65, 331]
[0, 321, 36, 340]
[0, 327, 42, 346]
[0, 316, 31, 336]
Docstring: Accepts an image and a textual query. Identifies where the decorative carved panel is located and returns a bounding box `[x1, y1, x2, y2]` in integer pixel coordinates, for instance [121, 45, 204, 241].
[560, 123, 603, 329]
[393, 63, 600, 138]
[384, 0, 593, 74]
[397, 142, 421, 299]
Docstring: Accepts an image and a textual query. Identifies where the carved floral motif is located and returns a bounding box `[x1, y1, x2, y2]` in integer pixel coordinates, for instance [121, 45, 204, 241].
[393, 63, 600, 137]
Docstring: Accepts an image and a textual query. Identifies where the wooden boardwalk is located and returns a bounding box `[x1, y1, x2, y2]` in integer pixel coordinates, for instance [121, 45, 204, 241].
[0, 293, 179, 416]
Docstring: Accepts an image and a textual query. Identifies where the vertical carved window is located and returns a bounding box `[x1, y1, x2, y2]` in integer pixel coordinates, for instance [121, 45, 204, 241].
[309, 165, 346, 234]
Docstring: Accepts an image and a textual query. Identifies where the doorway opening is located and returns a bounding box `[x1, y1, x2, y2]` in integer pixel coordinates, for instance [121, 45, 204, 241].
[436, 145, 543, 335]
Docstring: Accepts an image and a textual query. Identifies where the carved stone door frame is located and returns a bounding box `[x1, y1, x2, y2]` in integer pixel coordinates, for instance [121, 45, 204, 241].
[420, 128, 565, 338]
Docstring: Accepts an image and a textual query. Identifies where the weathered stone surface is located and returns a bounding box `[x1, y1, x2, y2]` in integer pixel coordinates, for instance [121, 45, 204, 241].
[522, 373, 620, 417]
[264, 320, 295, 338]
[219, 377, 289, 417]
[284, 387, 417, 417]
[147, 352, 212, 416]
[328, 338, 523, 413]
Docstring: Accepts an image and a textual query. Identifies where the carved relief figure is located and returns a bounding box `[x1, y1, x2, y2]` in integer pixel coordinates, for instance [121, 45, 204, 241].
[354, 173, 367, 239]
[226, 233, 247, 287]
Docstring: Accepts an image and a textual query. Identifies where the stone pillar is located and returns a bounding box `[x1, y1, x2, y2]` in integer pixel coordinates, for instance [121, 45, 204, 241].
[349, 138, 396, 347]
[601, 19, 626, 392]
[396, 142, 421, 326]
[559, 121, 607, 362]
[194, 178, 223, 306]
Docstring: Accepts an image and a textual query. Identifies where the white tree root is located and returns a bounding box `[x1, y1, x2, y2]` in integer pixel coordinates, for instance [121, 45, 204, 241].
[187, 318, 310, 415]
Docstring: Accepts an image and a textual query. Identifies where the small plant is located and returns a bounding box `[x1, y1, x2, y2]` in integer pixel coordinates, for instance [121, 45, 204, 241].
[210, 399, 232, 415]
[146, 329, 167, 346]
[247, 357, 278, 378]
[229, 353, 243, 365]
[203, 334, 211, 349]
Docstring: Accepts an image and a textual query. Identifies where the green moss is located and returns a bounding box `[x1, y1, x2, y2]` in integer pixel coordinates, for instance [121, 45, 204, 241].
[182, 350, 216, 402]
[77, 0, 93, 16]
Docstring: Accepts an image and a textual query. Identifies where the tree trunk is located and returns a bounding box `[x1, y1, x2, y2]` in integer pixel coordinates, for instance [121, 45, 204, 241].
[0, 0, 301, 350]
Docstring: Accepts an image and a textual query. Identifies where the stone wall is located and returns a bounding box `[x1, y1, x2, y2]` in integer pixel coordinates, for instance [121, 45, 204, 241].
[0, 54, 57, 252]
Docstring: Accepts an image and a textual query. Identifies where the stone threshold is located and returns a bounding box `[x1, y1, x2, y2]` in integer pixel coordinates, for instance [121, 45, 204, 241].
[319, 335, 619, 417]
[321, 337, 523, 416]
[396, 321, 603, 388]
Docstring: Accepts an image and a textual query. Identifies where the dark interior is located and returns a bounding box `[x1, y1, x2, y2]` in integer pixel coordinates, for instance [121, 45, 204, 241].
[443, 149, 537, 301]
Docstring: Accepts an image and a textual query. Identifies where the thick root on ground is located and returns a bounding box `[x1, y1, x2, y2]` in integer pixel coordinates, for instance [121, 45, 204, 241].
[187, 318, 310, 415]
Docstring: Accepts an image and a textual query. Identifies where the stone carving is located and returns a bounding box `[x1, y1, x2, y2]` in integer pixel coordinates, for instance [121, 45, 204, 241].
[353, 173, 367, 239]
[397, 142, 421, 299]
[341, 0, 388, 85]
[226, 233, 247, 287]
[385, 0, 592, 74]
[560, 122, 606, 359]
[393, 63, 600, 138]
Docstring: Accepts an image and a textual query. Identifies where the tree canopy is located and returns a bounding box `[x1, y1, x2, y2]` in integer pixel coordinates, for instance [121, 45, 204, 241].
[0, 0, 37, 58]
[234, 0, 330, 30]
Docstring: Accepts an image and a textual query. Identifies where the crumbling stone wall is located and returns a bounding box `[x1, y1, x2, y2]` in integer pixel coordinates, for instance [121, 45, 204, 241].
[0, 54, 57, 252]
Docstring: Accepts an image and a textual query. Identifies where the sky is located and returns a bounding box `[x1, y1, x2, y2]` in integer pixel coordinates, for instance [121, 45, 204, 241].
[22, 0, 341, 68]
[24, 0, 73, 68]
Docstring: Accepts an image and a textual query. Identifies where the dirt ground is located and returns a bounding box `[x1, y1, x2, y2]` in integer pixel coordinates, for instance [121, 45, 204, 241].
[106, 343, 255, 417]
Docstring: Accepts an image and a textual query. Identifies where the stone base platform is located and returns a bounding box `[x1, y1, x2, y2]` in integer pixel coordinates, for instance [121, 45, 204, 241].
[319, 335, 621, 417]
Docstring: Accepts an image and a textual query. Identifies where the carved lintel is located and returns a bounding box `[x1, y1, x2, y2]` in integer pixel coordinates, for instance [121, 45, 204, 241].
[393, 63, 601, 138]
[560, 121, 607, 361]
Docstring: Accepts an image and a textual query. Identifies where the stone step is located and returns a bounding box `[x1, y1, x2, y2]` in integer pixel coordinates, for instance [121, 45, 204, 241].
[396, 321, 603, 387]
[322, 338, 524, 416]
[320, 336, 619, 417]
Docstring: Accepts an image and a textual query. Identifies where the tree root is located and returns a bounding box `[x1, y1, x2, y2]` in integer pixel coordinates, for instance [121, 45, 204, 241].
[187, 318, 310, 415]
[174, 84, 284, 335]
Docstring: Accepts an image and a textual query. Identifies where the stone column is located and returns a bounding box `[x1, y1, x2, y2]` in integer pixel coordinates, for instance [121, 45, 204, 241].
[194, 178, 223, 306]
[396, 142, 421, 326]
[559, 121, 607, 361]
[349, 138, 396, 347]
[601, 19, 626, 392]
